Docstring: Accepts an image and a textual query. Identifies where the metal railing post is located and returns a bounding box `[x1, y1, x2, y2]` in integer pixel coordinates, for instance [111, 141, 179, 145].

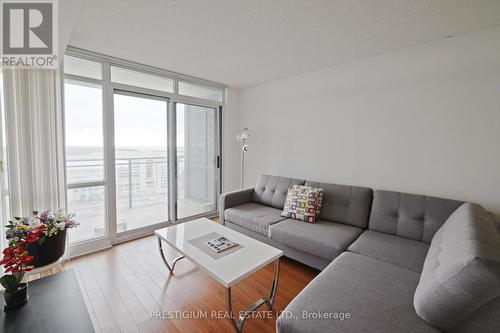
[128, 158, 133, 208]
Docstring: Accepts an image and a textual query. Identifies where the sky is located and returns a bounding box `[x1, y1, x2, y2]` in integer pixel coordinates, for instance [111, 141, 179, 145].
[64, 82, 188, 148]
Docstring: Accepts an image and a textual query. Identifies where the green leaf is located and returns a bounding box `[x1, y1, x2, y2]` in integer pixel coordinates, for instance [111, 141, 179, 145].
[0, 275, 19, 292]
[38, 235, 46, 245]
[32, 210, 38, 216]
[14, 217, 21, 221]
[13, 272, 24, 284]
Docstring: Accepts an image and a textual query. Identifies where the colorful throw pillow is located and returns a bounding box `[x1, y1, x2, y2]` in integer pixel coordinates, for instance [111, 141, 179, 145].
[281, 185, 324, 223]
[315, 190, 324, 218]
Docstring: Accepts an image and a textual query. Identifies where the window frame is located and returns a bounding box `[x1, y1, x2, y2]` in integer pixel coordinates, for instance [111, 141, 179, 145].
[64, 55, 103, 80]
[178, 80, 224, 102]
[112, 88, 170, 235]
[174, 102, 220, 219]
[110, 64, 175, 93]
[62, 47, 225, 256]
[62, 67, 108, 247]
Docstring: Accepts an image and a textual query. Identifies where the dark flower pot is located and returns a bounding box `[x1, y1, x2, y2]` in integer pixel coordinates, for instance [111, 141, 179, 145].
[27, 229, 66, 267]
[3, 283, 28, 310]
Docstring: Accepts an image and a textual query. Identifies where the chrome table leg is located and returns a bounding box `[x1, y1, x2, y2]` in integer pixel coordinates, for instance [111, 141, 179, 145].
[157, 237, 185, 273]
[226, 259, 280, 332]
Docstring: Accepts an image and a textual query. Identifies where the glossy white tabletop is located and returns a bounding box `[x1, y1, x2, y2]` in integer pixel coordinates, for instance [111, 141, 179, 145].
[155, 218, 283, 287]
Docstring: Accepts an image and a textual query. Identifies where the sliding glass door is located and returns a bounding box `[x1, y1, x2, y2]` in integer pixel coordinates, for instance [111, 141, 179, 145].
[64, 81, 106, 243]
[63, 52, 223, 253]
[113, 98, 219, 227]
[114, 92, 169, 232]
[176, 103, 218, 219]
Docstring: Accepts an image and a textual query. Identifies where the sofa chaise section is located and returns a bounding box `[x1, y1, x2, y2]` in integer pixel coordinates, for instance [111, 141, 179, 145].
[278, 189, 500, 332]
[276, 252, 439, 333]
[276, 189, 465, 333]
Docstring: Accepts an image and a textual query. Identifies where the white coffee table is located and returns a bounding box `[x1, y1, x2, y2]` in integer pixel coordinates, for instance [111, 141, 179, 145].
[155, 218, 283, 332]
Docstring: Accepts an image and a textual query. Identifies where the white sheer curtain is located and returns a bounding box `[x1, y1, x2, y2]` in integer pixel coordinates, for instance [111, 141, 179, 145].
[2, 68, 65, 218]
[0, 73, 7, 250]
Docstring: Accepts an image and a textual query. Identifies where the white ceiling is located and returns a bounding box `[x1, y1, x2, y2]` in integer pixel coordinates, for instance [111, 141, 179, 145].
[68, 0, 500, 88]
[59, 0, 82, 58]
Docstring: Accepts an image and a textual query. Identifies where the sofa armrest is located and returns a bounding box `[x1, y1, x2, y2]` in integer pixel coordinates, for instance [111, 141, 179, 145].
[219, 188, 254, 224]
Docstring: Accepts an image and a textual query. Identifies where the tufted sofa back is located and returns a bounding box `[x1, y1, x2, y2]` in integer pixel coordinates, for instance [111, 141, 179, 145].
[253, 175, 304, 209]
[305, 181, 373, 228]
[368, 190, 463, 243]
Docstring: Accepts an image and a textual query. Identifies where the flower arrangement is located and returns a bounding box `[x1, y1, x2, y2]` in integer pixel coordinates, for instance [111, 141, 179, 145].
[1, 210, 79, 293]
[0, 224, 45, 292]
[5, 210, 79, 247]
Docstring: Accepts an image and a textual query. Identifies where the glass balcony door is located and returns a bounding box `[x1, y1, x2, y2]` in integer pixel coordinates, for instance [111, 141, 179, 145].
[63, 53, 223, 256]
[113, 91, 169, 232]
[176, 103, 218, 219]
[64, 81, 106, 243]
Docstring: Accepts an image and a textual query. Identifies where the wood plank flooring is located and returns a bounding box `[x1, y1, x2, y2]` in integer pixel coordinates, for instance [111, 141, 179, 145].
[62, 228, 319, 333]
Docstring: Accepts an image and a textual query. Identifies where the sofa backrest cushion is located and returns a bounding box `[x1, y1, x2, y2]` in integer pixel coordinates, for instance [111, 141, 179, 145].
[368, 190, 463, 243]
[305, 181, 373, 228]
[413, 203, 500, 331]
[253, 175, 304, 209]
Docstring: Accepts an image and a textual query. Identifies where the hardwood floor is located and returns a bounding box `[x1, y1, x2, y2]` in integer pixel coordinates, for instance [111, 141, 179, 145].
[63, 230, 319, 333]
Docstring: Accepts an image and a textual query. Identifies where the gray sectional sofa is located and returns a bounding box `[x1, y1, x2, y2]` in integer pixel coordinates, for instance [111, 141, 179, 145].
[219, 174, 500, 333]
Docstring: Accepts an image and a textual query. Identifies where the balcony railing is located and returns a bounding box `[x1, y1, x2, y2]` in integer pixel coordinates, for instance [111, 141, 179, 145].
[2, 156, 212, 244]
[66, 156, 172, 209]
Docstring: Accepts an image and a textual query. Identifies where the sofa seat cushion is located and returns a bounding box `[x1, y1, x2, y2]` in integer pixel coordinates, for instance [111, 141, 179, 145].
[347, 230, 430, 273]
[224, 202, 286, 235]
[276, 252, 439, 333]
[269, 219, 362, 260]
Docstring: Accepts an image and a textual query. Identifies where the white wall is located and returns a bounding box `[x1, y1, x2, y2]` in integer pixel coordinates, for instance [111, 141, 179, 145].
[239, 26, 500, 215]
[222, 87, 242, 192]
